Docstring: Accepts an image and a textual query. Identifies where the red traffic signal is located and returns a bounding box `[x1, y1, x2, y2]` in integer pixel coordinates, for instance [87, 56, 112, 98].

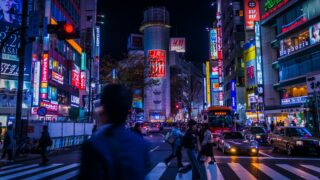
[64, 23, 75, 33]
[175, 104, 180, 109]
[47, 21, 79, 40]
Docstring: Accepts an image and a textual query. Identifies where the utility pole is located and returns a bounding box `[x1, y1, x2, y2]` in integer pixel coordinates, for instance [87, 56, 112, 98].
[15, 0, 28, 139]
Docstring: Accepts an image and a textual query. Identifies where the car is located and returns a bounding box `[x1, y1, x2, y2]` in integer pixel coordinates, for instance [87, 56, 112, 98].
[140, 122, 150, 135]
[268, 127, 320, 156]
[217, 131, 259, 156]
[148, 123, 161, 133]
[243, 126, 268, 144]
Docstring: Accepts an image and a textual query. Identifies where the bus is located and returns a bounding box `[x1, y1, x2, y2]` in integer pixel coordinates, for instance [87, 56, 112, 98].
[207, 106, 235, 144]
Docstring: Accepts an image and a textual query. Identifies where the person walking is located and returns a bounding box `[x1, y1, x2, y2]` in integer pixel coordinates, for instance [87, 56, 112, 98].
[79, 84, 150, 180]
[39, 125, 52, 165]
[200, 124, 215, 164]
[1, 125, 14, 162]
[164, 123, 184, 168]
[132, 123, 143, 137]
[183, 120, 206, 180]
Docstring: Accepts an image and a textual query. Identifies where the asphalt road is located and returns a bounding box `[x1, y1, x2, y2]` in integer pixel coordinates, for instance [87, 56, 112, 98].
[1, 132, 320, 179]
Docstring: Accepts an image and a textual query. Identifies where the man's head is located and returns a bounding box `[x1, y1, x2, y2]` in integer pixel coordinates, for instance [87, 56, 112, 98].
[188, 119, 197, 131]
[101, 84, 133, 125]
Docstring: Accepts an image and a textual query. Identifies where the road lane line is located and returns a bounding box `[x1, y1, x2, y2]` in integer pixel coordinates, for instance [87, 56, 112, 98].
[252, 163, 289, 180]
[146, 163, 166, 180]
[150, 146, 160, 152]
[258, 151, 273, 158]
[23, 163, 80, 180]
[0, 164, 61, 179]
[276, 164, 318, 180]
[0, 164, 23, 170]
[301, 165, 320, 173]
[52, 170, 79, 180]
[0, 164, 38, 175]
[228, 163, 257, 180]
[208, 163, 224, 180]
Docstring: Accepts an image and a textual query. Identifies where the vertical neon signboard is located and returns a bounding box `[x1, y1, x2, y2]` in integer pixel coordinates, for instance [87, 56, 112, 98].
[33, 61, 40, 106]
[40, 54, 49, 99]
[244, 0, 260, 30]
[80, 71, 86, 90]
[231, 80, 237, 110]
[72, 64, 80, 88]
[210, 29, 218, 60]
[206, 61, 211, 106]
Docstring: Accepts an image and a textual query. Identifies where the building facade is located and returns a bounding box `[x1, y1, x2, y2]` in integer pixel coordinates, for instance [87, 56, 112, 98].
[260, 0, 320, 132]
[140, 7, 171, 122]
[221, 0, 246, 120]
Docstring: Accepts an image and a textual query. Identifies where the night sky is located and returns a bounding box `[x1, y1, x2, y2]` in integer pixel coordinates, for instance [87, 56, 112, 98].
[97, 0, 214, 63]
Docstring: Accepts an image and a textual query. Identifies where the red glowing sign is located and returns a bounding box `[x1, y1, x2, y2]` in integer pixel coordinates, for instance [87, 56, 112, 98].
[216, 28, 223, 59]
[148, 50, 166, 78]
[80, 71, 86, 90]
[247, 66, 255, 79]
[245, 0, 260, 30]
[72, 64, 80, 88]
[41, 54, 49, 82]
[281, 16, 306, 33]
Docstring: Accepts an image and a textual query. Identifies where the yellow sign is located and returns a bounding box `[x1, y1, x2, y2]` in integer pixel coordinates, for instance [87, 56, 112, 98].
[206, 61, 211, 106]
[244, 45, 256, 62]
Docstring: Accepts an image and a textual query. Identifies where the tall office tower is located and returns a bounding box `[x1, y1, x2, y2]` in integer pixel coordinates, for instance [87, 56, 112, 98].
[140, 7, 171, 122]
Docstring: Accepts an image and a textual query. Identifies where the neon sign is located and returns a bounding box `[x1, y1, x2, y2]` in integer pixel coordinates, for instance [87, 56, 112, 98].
[80, 71, 86, 90]
[262, 0, 289, 20]
[281, 15, 306, 33]
[40, 54, 49, 99]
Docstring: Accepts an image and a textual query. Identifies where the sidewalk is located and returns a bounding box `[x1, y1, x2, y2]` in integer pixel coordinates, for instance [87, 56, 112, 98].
[0, 146, 81, 166]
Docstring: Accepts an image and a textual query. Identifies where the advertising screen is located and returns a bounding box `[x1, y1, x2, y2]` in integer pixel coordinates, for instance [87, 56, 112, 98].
[40, 54, 49, 99]
[32, 61, 40, 106]
[310, 22, 320, 45]
[51, 71, 64, 85]
[148, 50, 166, 78]
[72, 64, 80, 88]
[80, 71, 86, 90]
[209, 29, 218, 60]
[244, 41, 257, 87]
[244, 0, 260, 30]
[170, 38, 186, 53]
[279, 30, 309, 57]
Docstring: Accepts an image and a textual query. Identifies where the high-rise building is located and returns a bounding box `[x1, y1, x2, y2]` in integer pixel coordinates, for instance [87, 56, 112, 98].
[140, 7, 171, 122]
[221, 0, 246, 119]
[260, 0, 320, 132]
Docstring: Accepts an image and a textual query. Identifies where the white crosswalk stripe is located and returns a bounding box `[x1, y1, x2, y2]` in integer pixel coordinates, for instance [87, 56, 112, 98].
[276, 164, 319, 180]
[252, 163, 289, 180]
[228, 163, 257, 180]
[0, 162, 319, 179]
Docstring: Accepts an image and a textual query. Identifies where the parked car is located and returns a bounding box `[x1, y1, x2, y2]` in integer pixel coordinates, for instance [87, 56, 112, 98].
[217, 132, 259, 156]
[243, 126, 268, 144]
[268, 127, 320, 156]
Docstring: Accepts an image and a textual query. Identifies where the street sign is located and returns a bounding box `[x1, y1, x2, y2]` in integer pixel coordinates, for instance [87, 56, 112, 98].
[37, 107, 47, 116]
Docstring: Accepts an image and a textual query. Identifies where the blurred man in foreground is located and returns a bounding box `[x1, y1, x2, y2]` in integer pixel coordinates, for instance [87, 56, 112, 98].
[79, 84, 150, 180]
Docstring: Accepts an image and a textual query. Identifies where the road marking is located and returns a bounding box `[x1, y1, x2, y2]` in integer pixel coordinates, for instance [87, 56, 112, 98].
[23, 163, 80, 180]
[252, 163, 289, 180]
[208, 163, 224, 180]
[301, 165, 320, 173]
[146, 163, 166, 180]
[228, 163, 257, 180]
[258, 151, 274, 158]
[214, 156, 320, 161]
[0, 164, 61, 179]
[0, 164, 22, 170]
[52, 170, 79, 180]
[150, 146, 160, 152]
[0, 164, 39, 175]
[277, 164, 318, 180]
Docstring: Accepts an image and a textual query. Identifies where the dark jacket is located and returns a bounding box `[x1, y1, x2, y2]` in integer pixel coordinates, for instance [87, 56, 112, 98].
[79, 124, 150, 180]
[39, 131, 51, 149]
[183, 129, 197, 149]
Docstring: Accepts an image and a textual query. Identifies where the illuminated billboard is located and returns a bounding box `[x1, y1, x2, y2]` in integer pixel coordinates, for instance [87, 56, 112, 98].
[209, 29, 218, 60]
[170, 38, 186, 53]
[51, 71, 64, 85]
[231, 80, 237, 110]
[148, 50, 166, 78]
[72, 64, 80, 88]
[40, 54, 49, 99]
[206, 61, 211, 106]
[32, 61, 40, 106]
[244, 0, 260, 30]
[244, 41, 256, 87]
[80, 71, 86, 90]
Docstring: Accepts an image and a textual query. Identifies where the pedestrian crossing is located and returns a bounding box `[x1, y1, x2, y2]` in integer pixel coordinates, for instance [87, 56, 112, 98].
[1, 162, 320, 179]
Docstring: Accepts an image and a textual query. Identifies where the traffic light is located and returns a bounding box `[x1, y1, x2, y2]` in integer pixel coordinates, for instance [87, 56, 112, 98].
[47, 21, 80, 40]
[175, 104, 180, 109]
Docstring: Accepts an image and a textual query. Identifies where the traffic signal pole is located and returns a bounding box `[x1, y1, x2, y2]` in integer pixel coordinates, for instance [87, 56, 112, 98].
[15, 0, 28, 140]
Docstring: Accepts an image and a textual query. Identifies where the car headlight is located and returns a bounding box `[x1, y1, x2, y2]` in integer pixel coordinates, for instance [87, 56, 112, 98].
[296, 141, 303, 146]
[256, 135, 261, 139]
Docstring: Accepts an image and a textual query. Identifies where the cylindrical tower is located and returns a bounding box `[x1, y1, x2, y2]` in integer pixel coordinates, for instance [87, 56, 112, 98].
[140, 7, 171, 122]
